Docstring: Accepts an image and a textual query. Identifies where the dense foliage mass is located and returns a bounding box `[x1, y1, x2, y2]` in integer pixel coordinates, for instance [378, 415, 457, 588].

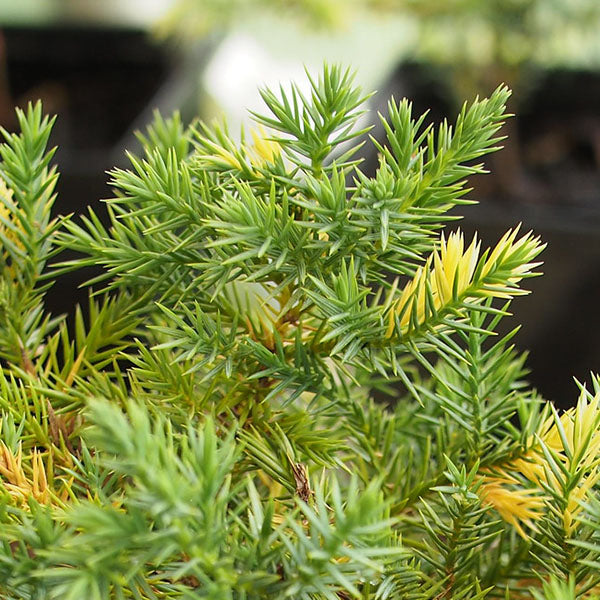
[0, 65, 599, 599]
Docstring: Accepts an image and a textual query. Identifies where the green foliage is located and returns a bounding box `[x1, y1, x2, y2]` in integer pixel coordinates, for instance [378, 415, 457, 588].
[156, 0, 344, 38]
[0, 65, 599, 599]
[376, 0, 600, 102]
[158, 0, 600, 94]
[389, 0, 600, 66]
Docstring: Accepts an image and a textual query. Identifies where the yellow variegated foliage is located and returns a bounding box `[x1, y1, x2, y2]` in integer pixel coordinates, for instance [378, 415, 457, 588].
[385, 227, 544, 338]
[563, 470, 600, 533]
[0, 441, 70, 508]
[198, 125, 280, 173]
[480, 227, 543, 294]
[538, 389, 600, 465]
[478, 472, 545, 539]
[0, 176, 25, 260]
[537, 389, 600, 533]
[213, 145, 244, 171]
[221, 280, 292, 351]
[480, 388, 600, 536]
[248, 125, 281, 167]
[0, 177, 13, 220]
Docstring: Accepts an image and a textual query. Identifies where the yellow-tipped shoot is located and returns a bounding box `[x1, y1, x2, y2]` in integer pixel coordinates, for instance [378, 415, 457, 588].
[385, 226, 545, 339]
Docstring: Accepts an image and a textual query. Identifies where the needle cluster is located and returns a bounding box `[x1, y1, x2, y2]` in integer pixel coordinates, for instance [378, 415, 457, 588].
[0, 65, 598, 600]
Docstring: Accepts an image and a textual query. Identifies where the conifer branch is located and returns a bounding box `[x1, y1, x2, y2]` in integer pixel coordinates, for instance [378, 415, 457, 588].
[0, 65, 599, 599]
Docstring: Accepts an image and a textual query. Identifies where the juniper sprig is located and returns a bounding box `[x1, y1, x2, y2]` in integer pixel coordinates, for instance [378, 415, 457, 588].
[0, 65, 599, 600]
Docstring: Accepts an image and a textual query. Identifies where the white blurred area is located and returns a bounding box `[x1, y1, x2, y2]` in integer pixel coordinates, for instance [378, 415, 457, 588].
[203, 33, 308, 134]
[202, 14, 413, 131]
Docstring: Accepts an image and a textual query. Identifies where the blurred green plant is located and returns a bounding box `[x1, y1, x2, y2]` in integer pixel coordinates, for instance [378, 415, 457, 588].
[373, 0, 600, 97]
[158, 0, 600, 97]
[156, 0, 346, 38]
[2, 64, 600, 599]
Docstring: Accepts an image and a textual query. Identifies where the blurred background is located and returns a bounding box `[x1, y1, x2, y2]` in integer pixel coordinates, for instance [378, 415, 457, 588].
[0, 0, 599, 406]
